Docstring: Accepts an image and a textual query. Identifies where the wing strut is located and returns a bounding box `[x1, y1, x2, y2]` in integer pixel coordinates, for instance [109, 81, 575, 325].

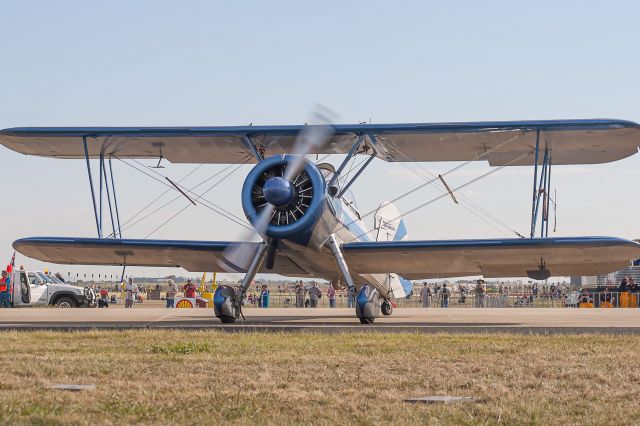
[82, 136, 125, 239]
[530, 129, 553, 238]
[108, 157, 123, 238]
[336, 136, 377, 198]
[328, 135, 364, 192]
[83, 136, 102, 238]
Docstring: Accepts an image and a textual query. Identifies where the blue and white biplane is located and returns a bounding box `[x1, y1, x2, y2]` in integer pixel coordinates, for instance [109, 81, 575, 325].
[2, 118, 640, 323]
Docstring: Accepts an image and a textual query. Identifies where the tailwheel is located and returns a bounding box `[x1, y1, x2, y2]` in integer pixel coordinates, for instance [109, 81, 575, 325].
[381, 299, 393, 316]
[359, 317, 375, 325]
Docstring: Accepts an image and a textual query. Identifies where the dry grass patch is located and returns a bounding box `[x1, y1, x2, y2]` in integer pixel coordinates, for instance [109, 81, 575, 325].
[0, 330, 638, 425]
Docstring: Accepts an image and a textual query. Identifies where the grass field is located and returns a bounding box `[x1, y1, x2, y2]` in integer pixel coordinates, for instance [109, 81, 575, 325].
[0, 331, 639, 425]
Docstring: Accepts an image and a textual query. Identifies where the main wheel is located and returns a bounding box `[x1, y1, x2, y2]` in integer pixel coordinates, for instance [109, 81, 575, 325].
[54, 296, 77, 308]
[359, 317, 375, 325]
[219, 316, 237, 324]
[381, 300, 393, 316]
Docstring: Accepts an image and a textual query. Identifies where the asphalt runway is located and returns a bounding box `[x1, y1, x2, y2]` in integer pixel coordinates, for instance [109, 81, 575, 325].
[0, 307, 639, 333]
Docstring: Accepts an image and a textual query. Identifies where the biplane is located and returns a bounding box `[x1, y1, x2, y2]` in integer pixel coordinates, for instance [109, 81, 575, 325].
[2, 118, 640, 323]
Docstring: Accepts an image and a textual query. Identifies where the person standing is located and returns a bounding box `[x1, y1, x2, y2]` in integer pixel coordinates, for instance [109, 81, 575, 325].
[475, 279, 486, 308]
[327, 284, 336, 308]
[183, 279, 197, 298]
[98, 288, 109, 308]
[125, 278, 138, 309]
[460, 286, 468, 304]
[0, 271, 11, 308]
[260, 285, 270, 308]
[420, 283, 431, 308]
[347, 288, 354, 308]
[166, 279, 178, 308]
[619, 277, 629, 293]
[441, 283, 450, 308]
[308, 282, 322, 308]
[294, 281, 306, 308]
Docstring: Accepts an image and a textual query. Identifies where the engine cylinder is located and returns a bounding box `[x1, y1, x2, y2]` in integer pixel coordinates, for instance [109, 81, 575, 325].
[241, 155, 326, 241]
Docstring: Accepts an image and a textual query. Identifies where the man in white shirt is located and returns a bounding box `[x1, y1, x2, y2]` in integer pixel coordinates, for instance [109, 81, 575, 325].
[125, 278, 138, 309]
[166, 279, 178, 308]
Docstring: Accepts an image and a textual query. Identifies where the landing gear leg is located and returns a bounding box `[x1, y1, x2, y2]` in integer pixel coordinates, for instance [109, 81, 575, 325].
[214, 242, 269, 324]
[328, 234, 380, 324]
[328, 233, 356, 293]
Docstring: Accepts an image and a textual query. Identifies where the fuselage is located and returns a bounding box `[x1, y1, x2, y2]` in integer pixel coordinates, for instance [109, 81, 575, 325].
[242, 155, 413, 299]
[276, 192, 407, 298]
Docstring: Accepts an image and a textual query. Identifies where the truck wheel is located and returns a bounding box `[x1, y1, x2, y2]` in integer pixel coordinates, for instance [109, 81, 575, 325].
[54, 296, 77, 308]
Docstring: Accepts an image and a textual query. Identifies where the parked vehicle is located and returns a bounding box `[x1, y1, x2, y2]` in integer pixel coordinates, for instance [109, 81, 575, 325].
[11, 269, 96, 308]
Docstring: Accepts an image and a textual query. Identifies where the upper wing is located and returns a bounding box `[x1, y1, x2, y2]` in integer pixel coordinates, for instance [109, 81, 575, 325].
[343, 236, 640, 279]
[1, 119, 638, 165]
[12, 237, 310, 275]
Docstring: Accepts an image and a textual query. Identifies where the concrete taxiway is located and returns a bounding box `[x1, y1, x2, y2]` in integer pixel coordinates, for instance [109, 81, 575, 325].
[0, 308, 639, 333]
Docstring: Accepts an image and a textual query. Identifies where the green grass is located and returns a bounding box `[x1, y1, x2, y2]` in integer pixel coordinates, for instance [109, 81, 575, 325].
[150, 341, 211, 355]
[0, 331, 638, 425]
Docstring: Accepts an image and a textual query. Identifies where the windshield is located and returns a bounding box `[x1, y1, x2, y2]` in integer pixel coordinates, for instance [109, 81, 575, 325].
[36, 272, 55, 284]
[27, 273, 41, 285]
[48, 274, 63, 284]
[317, 163, 336, 182]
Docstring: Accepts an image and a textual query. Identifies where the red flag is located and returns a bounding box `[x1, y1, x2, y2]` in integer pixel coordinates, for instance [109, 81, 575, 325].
[6, 252, 15, 273]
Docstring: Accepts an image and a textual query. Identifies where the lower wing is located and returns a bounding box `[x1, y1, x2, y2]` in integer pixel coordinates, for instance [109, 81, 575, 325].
[343, 236, 640, 279]
[12, 237, 308, 275]
[14, 235, 640, 280]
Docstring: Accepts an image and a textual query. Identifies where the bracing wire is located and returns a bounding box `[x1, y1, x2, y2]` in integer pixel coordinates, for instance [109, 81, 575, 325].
[110, 161, 243, 236]
[143, 160, 253, 237]
[393, 151, 525, 238]
[346, 150, 532, 242]
[337, 155, 369, 187]
[114, 162, 207, 231]
[112, 157, 252, 235]
[332, 130, 526, 236]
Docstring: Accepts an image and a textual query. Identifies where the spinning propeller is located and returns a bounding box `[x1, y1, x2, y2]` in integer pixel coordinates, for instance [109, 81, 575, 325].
[220, 106, 337, 272]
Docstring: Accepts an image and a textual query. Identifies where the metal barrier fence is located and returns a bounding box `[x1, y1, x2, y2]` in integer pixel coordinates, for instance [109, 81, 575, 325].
[242, 291, 640, 309]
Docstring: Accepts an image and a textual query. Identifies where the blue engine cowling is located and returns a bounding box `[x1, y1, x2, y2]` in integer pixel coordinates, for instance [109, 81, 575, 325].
[241, 155, 326, 243]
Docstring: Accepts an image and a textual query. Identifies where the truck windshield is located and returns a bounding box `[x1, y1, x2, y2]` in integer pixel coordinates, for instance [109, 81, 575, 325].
[48, 275, 63, 284]
[36, 272, 54, 284]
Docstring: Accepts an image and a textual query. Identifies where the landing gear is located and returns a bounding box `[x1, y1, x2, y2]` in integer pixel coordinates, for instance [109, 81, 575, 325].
[355, 285, 380, 325]
[328, 234, 384, 324]
[381, 299, 393, 316]
[219, 315, 237, 324]
[214, 242, 269, 324]
[213, 285, 239, 323]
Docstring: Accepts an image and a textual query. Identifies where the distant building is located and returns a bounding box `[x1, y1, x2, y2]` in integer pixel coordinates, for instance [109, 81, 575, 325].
[581, 263, 640, 288]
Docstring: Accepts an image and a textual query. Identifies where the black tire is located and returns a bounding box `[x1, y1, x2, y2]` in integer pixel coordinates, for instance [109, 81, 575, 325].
[359, 317, 375, 325]
[381, 300, 393, 316]
[219, 316, 237, 324]
[54, 296, 77, 308]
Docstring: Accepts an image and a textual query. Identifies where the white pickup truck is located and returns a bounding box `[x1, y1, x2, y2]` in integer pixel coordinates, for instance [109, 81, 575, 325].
[9, 269, 96, 308]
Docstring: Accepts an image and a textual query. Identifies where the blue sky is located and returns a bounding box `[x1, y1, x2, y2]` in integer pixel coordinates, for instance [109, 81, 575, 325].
[1, 1, 639, 280]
